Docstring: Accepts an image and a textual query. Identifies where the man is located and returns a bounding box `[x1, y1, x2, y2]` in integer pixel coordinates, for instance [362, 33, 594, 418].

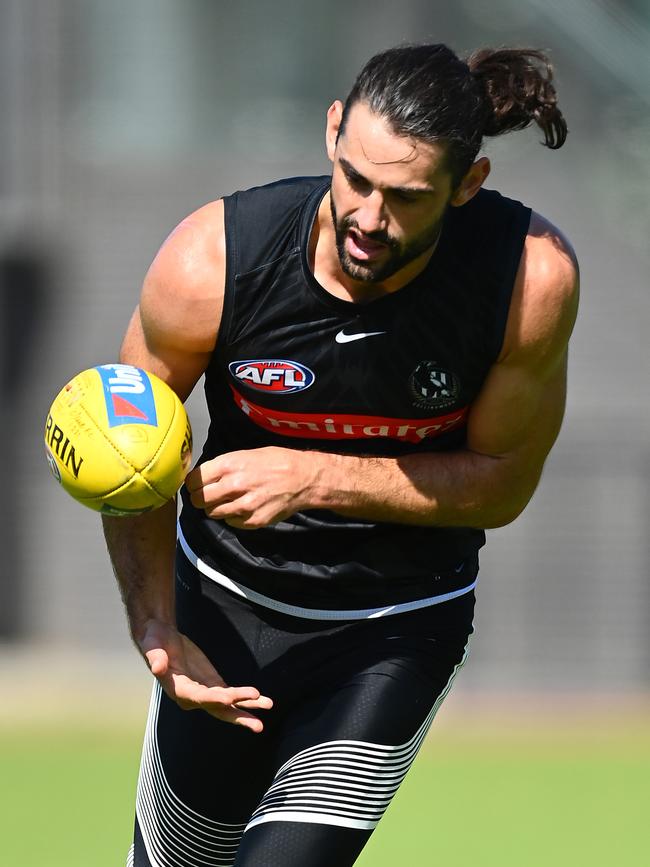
[104, 44, 579, 866]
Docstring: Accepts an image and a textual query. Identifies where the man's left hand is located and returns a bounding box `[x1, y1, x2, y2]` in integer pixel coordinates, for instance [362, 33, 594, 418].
[185, 446, 324, 529]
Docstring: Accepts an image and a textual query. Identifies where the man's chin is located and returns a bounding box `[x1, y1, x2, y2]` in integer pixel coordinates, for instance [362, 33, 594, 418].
[340, 261, 377, 283]
[339, 252, 396, 284]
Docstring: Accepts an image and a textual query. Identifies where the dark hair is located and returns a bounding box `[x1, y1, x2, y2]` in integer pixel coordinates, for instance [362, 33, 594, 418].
[340, 44, 567, 186]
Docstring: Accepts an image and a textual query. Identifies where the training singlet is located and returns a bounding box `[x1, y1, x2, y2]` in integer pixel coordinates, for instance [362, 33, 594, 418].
[179, 175, 531, 611]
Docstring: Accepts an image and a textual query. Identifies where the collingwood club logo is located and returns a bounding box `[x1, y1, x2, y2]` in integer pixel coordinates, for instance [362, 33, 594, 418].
[409, 361, 460, 410]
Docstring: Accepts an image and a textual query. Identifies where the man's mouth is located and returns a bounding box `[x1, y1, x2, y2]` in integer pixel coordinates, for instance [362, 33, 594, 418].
[345, 228, 389, 261]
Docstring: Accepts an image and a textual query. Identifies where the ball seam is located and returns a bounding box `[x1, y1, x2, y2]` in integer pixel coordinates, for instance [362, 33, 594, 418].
[142, 391, 184, 499]
[73, 401, 139, 496]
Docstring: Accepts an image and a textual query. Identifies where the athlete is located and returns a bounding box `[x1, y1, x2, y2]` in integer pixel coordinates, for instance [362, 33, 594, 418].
[104, 44, 579, 866]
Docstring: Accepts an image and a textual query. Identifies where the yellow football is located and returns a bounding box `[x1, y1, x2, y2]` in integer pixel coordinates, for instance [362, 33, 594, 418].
[44, 364, 192, 515]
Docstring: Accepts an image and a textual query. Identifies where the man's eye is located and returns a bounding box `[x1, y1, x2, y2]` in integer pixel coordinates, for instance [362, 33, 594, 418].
[345, 172, 368, 191]
[393, 190, 421, 204]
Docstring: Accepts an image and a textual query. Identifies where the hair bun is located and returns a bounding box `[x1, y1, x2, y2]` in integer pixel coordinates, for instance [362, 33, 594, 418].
[467, 48, 567, 148]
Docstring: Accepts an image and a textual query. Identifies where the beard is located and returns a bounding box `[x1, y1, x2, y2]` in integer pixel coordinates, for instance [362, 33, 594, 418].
[330, 194, 446, 284]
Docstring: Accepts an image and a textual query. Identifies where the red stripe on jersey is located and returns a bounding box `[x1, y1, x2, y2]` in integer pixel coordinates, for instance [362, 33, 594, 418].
[230, 386, 468, 444]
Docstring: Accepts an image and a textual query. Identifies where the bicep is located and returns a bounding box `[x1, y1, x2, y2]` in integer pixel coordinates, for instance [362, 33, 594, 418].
[119, 200, 226, 402]
[467, 211, 578, 469]
[119, 305, 212, 403]
[467, 352, 568, 473]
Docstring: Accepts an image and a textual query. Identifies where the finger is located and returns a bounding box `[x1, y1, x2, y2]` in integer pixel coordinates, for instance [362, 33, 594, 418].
[218, 686, 269, 705]
[234, 695, 274, 710]
[223, 515, 257, 529]
[210, 500, 289, 529]
[163, 681, 270, 732]
[185, 460, 223, 493]
[202, 495, 269, 526]
[223, 514, 274, 531]
[189, 481, 232, 510]
[171, 680, 264, 709]
[144, 647, 169, 677]
[172, 683, 269, 731]
[205, 500, 252, 524]
[207, 704, 266, 733]
[233, 713, 264, 734]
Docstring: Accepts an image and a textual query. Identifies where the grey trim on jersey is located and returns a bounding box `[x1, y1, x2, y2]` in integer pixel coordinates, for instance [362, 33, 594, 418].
[177, 523, 477, 621]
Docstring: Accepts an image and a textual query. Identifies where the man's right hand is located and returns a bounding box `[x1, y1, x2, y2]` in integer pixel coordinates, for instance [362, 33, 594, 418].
[136, 619, 273, 733]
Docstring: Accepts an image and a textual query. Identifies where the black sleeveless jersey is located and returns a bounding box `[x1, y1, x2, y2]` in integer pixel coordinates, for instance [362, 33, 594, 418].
[179, 176, 531, 610]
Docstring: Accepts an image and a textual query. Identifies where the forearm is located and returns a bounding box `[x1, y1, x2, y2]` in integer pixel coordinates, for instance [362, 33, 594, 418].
[310, 448, 538, 529]
[102, 498, 178, 640]
[304, 364, 569, 530]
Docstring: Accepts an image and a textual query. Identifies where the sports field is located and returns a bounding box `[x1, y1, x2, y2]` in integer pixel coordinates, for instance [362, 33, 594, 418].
[2, 700, 648, 867]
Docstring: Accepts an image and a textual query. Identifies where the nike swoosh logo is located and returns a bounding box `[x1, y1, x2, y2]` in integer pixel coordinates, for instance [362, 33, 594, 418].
[335, 330, 387, 344]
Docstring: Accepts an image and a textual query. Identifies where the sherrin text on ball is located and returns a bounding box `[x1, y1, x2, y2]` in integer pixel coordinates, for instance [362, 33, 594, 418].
[44, 364, 192, 515]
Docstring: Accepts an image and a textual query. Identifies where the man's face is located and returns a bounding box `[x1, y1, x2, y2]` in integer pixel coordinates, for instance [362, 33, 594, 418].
[328, 101, 455, 284]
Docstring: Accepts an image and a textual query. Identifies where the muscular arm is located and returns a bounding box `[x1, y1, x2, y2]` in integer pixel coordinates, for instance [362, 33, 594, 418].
[188, 213, 579, 530]
[103, 201, 272, 730]
[313, 353, 568, 529]
[104, 201, 223, 637]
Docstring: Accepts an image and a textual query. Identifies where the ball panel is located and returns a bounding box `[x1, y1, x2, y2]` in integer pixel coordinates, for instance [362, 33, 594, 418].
[78, 472, 169, 516]
[141, 401, 193, 501]
[80, 365, 172, 473]
[45, 386, 134, 500]
[45, 364, 193, 515]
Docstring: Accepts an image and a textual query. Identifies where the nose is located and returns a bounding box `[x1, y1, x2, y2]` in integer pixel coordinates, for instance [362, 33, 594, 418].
[354, 190, 387, 235]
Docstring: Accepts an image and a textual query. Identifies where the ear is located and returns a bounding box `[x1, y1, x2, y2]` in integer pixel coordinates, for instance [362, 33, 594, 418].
[325, 100, 344, 162]
[450, 157, 491, 207]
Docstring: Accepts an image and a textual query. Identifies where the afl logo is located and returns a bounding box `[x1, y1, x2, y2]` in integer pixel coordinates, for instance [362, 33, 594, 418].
[229, 359, 315, 394]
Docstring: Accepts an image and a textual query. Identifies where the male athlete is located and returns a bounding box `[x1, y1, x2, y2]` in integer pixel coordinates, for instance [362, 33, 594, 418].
[104, 44, 579, 866]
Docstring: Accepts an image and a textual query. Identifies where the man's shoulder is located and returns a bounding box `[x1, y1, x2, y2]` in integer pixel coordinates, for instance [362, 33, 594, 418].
[524, 210, 579, 298]
[501, 209, 579, 365]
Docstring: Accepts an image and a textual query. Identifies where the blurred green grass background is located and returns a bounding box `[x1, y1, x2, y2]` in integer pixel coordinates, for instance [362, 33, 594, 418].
[2, 704, 648, 867]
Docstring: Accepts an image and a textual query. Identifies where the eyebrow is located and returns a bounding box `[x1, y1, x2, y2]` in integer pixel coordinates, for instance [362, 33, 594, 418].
[338, 157, 436, 196]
